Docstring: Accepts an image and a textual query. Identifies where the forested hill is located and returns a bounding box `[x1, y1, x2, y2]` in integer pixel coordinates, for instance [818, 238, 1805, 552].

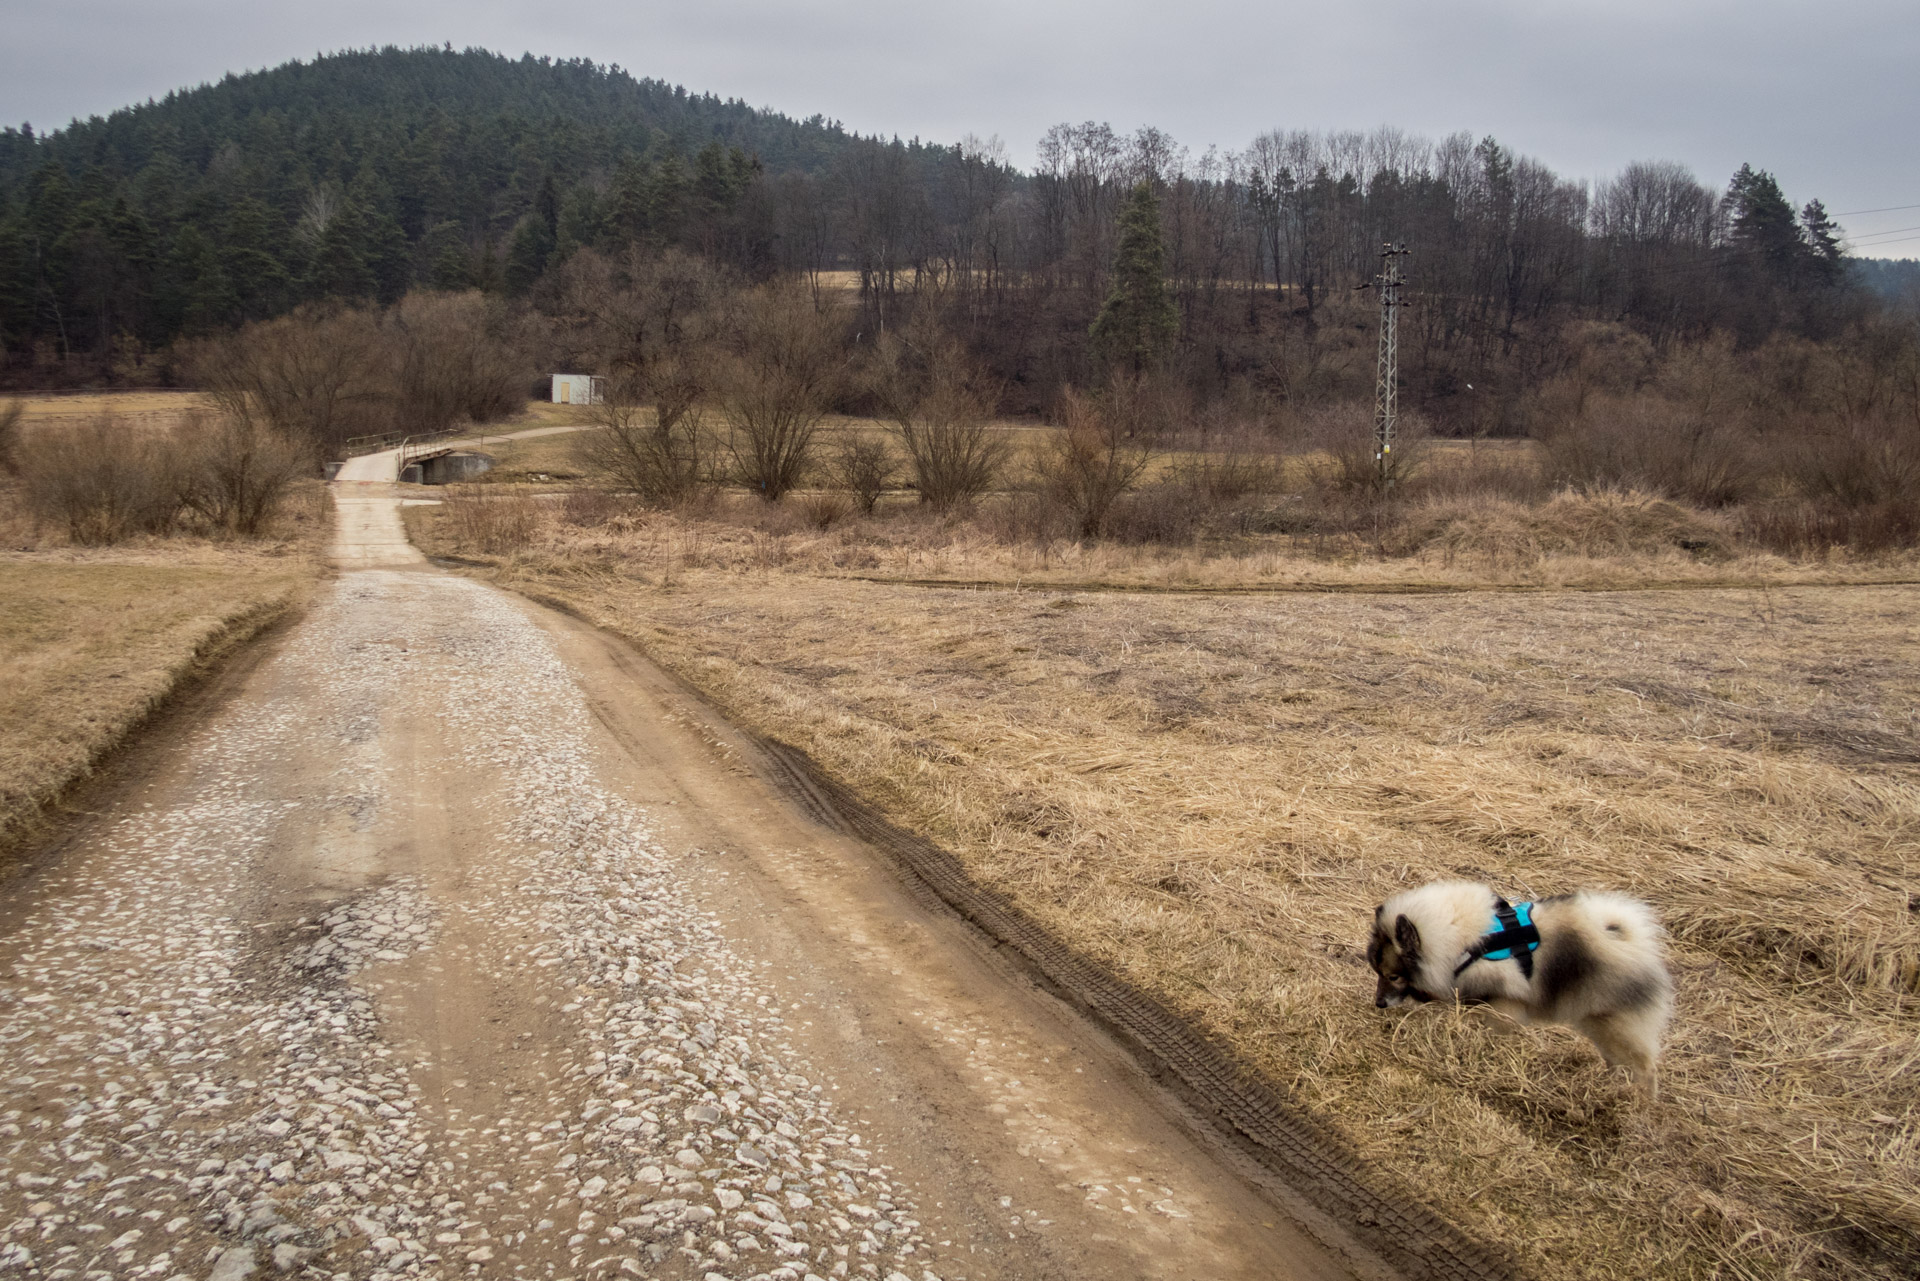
[1, 46, 858, 184]
[0, 46, 883, 358]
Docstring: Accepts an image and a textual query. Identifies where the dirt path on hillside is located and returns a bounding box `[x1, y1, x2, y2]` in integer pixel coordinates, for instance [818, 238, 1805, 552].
[0, 483, 1382, 1281]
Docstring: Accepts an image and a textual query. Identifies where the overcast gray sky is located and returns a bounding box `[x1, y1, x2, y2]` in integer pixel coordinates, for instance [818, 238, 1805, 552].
[4, 0, 1916, 255]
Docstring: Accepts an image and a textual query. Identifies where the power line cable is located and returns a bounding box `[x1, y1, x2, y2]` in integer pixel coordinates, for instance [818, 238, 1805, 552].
[1846, 222, 1920, 245]
[1835, 202, 1920, 216]
[1851, 233, 1920, 251]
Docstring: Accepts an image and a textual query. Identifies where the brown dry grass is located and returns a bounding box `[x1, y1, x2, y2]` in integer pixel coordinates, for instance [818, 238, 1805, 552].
[408, 497, 1920, 1280]
[0, 481, 328, 865]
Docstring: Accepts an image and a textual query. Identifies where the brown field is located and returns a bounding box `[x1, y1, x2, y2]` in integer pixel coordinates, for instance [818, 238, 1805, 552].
[407, 496, 1920, 1281]
[8, 389, 214, 436]
[0, 481, 328, 865]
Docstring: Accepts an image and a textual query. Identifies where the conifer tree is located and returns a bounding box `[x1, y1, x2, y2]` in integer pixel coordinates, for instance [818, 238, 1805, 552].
[1800, 199, 1845, 286]
[222, 197, 292, 320]
[304, 196, 378, 301]
[161, 224, 235, 334]
[1725, 164, 1803, 278]
[423, 220, 473, 290]
[503, 215, 553, 294]
[1090, 182, 1177, 371]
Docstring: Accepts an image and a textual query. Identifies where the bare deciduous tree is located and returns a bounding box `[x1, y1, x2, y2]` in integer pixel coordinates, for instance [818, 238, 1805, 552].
[185, 305, 392, 454]
[561, 249, 729, 505]
[574, 381, 713, 506]
[387, 290, 538, 431]
[715, 285, 843, 502]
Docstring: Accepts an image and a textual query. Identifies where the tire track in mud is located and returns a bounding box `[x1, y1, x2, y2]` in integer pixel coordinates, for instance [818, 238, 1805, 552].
[700, 729, 1516, 1281]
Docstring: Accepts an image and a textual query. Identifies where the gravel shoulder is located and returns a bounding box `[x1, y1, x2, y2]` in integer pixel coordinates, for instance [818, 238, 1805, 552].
[0, 484, 1371, 1281]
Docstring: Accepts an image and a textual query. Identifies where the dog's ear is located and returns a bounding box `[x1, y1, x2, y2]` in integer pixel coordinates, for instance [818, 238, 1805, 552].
[1394, 913, 1421, 964]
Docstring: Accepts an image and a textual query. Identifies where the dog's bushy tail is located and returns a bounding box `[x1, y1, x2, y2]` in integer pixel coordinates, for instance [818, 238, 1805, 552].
[1577, 891, 1666, 951]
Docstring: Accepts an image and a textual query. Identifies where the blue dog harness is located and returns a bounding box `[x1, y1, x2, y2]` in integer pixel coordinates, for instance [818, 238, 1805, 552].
[1454, 898, 1541, 979]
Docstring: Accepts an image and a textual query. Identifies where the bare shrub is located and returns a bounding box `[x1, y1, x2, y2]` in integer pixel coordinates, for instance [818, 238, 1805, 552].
[1741, 497, 1920, 554]
[828, 435, 896, 514]
[1304, 402, 1429, 493]
[440, 485, 542, 554]
[16, 413, 180, 544]
[1783, 416, 1920, 509]
[868, 318, 1009, 510]
[715, 284, 842, 502]
[1412, 443, 1548, 503]
[173, 413, 309, 536]
[1543, 394, 1756, 506]
[1528, 320, 1656, 424]
[1105, 482, 1202, 544]
[797, 491, 852, 531]
[1164, 436, 1286, 503]
[386, 291, 536, 431]
[1099, 369, 1189, 442]
[0, 399, 22, 474]
[1031, 388, 1155, 538]
[574, 388, 712, 507]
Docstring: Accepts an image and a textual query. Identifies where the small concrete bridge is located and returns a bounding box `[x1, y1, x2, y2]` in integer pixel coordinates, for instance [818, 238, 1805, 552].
[330, 423, 586, 484]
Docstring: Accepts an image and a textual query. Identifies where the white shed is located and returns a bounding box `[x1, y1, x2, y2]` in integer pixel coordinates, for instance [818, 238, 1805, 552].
[551, 374, 606, 405]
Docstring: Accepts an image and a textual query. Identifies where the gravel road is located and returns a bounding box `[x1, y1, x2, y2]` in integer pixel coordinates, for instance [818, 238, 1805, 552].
[0, 484, 1370, 1281]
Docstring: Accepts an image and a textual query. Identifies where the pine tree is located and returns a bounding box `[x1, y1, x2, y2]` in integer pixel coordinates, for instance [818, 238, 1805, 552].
[304, 196, 378, 301]
[351, 171, 415, 303]
[609, 155, 651, 248]
[160, 224, 236, 334]
[648, 152, 690, 246]
[423, 220, 473, 290]
[1090, 182, 1178, 371]
[1800, 199, 1845, 286]
[222, 197, 293, 320]
[502, 215, 552, 294]
[1725, 164, 1803, 277]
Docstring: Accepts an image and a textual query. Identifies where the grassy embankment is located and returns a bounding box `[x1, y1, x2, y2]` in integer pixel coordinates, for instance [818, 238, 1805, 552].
[403, 431, 1920, 1281]
[0, 401, 330, 866]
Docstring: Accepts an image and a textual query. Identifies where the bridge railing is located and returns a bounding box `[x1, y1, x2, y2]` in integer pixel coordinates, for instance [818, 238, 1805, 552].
[341, 431, 409, 457]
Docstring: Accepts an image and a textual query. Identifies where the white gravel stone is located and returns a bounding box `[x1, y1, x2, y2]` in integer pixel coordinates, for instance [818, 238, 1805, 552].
[0, 567, 946, 1281]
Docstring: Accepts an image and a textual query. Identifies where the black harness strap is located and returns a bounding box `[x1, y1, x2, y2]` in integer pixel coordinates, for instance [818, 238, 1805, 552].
[1454, 897, 1540, 980]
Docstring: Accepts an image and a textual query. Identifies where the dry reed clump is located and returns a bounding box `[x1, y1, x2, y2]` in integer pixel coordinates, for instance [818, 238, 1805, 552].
[437, 485, 546, 554]
[1386, 489, 1737, 561]
[444, 549, 1920, 1281]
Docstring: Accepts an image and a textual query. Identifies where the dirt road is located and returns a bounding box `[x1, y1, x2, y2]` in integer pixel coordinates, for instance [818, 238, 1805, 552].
[0, 482, 1375, 1281]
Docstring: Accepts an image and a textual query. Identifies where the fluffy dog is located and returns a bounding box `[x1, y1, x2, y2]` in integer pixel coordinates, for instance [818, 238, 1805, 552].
[1366, 880, 1673, 1096]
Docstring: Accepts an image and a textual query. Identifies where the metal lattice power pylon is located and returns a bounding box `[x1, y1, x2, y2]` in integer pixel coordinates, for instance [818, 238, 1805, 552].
[1372, 243, 1410, 487]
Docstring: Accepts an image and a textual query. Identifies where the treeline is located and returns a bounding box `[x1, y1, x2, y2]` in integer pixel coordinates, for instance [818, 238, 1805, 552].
[0, 45, 1907, 438]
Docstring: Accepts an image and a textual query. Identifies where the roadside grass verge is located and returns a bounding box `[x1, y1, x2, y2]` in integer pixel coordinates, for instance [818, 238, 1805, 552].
[0, 483, 328, 867]
[408, 498, 1920, 1281]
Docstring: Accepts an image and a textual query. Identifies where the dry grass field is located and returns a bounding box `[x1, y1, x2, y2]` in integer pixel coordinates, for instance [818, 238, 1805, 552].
[408, 497, 1920, 1281]
[0, 481, 328, 865]
[8, 389, 213, 437]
